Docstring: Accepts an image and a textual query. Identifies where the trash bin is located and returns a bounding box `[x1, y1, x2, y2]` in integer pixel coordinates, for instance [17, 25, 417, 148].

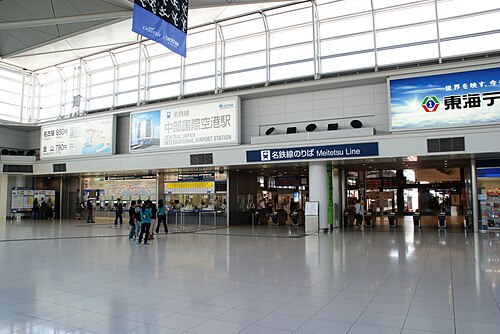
[290, 211, 298, 226]
[364, 212, 373, 227]
[270, 212, 278, 225]
[388, 212, 397, 228]
[463, 209, 470, 228]
[344, 209, 350, 226]
[438, 211, 446, 228]
[413, 212, 421, 228]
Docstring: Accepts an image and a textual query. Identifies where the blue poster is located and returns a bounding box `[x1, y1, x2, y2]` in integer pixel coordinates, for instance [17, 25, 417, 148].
[390, 67, 500, 131]
[130, 110, 161, 151]
[247, 142, 379, 163]
[132, 0, 189, 57]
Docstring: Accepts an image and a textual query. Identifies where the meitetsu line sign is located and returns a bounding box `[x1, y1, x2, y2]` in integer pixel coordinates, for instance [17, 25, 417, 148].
[246, 142, 379, 162]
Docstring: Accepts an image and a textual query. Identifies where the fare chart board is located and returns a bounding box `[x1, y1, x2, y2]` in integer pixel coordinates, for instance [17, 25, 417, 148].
[41, 116, 115, 159]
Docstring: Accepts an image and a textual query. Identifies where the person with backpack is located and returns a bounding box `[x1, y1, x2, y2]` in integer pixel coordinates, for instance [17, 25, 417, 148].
[137, 200, 152, 245]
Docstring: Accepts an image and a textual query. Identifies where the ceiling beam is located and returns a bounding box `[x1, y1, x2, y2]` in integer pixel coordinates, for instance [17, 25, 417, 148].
[0, 11, 132, 30]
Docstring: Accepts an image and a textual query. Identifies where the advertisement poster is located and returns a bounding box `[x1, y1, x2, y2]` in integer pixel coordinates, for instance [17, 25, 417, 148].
[84, 176, 157, 201]
[41, 116, 114, 159]
[130, 110, 161, 151]
[130, 98, 240, 152]
[390, 67, 500, 131]
[11, 188, 34, 213]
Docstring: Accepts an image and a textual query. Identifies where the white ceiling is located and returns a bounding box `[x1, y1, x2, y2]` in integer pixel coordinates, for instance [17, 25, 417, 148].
[0, 0, 297, 71]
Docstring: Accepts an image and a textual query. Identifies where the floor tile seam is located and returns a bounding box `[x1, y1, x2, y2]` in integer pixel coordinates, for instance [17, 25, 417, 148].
[302, 267, 386, 333]
[0, 234, 130, 243]
[398, 243, 432, 333]
[456, 236, 500, 312]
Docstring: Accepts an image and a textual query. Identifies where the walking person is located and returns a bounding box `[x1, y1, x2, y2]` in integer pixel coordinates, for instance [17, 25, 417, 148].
[128, 200, 136, 240]
[32, 198, 39, 220]
[155, 199, 168, 234]
[149, 201, 157, 240]
[114, 198, 123, 225]
[75, 200, 83, 220]
[86, 200, 95, 223]
[354, 199, 365, 227]
[134, 199, 142, 238]
[137, 200, 152, 245]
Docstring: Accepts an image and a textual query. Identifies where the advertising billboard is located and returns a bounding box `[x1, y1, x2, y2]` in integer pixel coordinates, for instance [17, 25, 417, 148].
[130, 97, 240, 152]
[389, 67, 500, 131]
[41, 115, 115, 159]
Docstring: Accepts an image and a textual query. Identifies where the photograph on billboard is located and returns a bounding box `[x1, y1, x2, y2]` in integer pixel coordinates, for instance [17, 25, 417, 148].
[129, 97, 240, 152]
[41, 115, 115, 159]
[130, 110, 161, 151]
[389, 67, 500, 131]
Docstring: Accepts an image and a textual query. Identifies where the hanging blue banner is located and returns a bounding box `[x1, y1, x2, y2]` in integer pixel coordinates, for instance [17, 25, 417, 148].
[132, 0, 189, 57]
[246, 142, 379, 163]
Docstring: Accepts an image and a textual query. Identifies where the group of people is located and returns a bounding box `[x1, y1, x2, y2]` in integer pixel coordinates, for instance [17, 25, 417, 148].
[32, 197, 54, 220]
[128, 199, 168, 245]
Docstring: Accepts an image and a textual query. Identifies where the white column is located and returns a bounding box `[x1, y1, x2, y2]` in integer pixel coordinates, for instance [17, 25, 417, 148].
[332, 167, 341, 228]
[309, 161, 328, 231]
[0, 174, 8, 220]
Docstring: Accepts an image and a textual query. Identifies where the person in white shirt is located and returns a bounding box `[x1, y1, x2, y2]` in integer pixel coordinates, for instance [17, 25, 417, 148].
[354, 199, 365, 226]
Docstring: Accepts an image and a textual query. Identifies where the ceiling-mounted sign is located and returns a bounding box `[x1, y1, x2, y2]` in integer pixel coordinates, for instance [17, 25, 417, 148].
[40, 116, 115, 159]
[389, 67, 500, 131]
[246, 142, 379, 163]
[130, 97, 240, 152]
[132, 0, 189, 57]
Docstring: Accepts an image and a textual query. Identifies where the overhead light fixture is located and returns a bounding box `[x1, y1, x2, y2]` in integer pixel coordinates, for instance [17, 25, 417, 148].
[305, 123, 317, 132]
[350, 120, 363, 128]
[265, 127, 277, 135]
[327, 123, 339, 131]
[286, 127, 297, 134]
[26, 150, 36, 156]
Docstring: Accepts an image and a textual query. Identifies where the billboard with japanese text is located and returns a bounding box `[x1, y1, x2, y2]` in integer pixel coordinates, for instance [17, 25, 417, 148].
[130, 97, 240, 152]
[40, 115, 115, 159]
[389, 67, 500, 131]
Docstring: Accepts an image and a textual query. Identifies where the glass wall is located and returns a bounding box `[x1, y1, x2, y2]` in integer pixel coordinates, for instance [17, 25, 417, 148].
[1, 0, 500, 123]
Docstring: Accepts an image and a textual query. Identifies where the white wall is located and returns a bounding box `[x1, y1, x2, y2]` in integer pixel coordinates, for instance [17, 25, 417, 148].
[241, 83, 389, 144]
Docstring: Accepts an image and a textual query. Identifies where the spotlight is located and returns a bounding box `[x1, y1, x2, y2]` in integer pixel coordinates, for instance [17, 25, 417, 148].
[350, 120, 363, 128]
[26, 150, 36, 156]
[1, 149, 9, 155]
[286, 127, 297, 134]
[305, 123, 317, 132]
[327, 123, 339, 131]
[9, 150, 17, 155]
[265, 127, 277, 135]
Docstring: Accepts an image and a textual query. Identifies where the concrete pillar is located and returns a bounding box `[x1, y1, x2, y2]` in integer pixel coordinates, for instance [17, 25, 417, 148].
[309, 161, 328, 231]
[471, 158, 479, 233]
[332, 167, 341, 228]
[0, 174, 8, 220]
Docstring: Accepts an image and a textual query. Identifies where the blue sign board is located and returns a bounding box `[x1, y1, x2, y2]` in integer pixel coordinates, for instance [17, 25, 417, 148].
[132, 0, 188, 57]
[246, 142, 379, 162]
[390, 67, 500, 131]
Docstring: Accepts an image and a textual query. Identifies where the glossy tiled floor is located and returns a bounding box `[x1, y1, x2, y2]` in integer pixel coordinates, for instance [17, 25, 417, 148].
[0, 219, 499, 334]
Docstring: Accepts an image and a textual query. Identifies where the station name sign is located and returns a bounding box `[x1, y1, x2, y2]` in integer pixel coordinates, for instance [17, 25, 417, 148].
[130, 97, 240, 152]
[246, 142, 379, 162]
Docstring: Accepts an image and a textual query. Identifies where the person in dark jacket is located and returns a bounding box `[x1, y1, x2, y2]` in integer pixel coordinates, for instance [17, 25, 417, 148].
[128, 200, 136, 240]
[114, 198, 123, 225]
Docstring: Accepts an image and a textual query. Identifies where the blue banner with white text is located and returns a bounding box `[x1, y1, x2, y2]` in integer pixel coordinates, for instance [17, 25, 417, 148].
[246, 142, 379, 163]
[132, 0, 188, 57]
